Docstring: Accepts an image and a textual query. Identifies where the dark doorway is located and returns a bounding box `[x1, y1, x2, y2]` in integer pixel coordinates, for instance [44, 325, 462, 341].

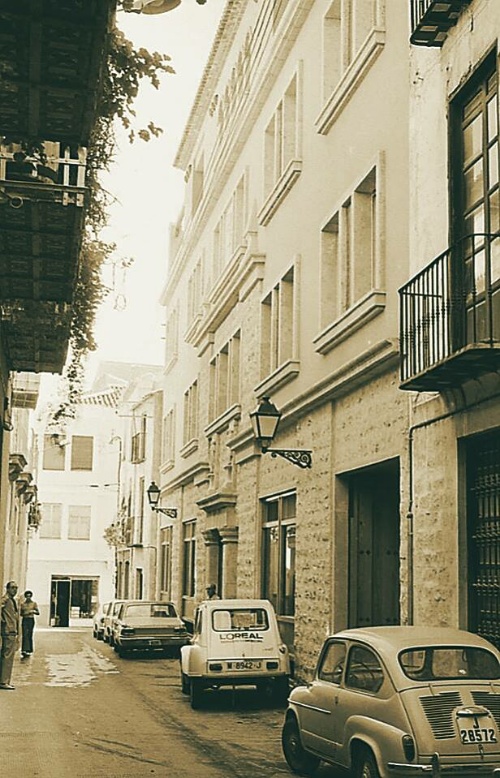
[51, 578, 70, 627]
[348, 459, 400, 628]
[467, 430, 500, 647]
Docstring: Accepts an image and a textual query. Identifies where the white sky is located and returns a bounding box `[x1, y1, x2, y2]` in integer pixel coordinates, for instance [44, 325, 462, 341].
[84, 1, 224, 384]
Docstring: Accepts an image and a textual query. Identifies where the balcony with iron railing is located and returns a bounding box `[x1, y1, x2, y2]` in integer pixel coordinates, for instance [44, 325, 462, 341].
[410, 0, 472, 47]
[399, 233, 500, 391]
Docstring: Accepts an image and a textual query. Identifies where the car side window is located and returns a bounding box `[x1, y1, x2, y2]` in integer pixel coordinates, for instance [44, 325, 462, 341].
[346, 645, 384, 693]
[318, 640, 346, 684]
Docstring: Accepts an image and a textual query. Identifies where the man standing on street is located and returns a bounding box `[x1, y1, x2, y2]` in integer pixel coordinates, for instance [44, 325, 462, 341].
[0, 581, 19, 689]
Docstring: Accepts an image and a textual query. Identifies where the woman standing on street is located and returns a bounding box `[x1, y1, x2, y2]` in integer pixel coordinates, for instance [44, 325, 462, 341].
[20, 590, 39, 658]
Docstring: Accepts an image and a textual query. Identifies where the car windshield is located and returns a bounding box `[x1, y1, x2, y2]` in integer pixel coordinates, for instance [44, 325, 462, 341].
[399, 646, 500, 680]
[212, 608, 269, 631]
[124, 603, 176, 619]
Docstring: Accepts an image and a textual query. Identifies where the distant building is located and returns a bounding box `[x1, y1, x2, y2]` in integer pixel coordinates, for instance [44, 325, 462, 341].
[27, 362, 159, 626]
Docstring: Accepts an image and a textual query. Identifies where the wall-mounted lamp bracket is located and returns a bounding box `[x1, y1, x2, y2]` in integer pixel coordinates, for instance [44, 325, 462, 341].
[262, 447, 312, 469]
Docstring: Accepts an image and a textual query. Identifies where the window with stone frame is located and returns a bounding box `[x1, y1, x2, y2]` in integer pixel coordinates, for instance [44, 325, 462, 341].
[262, 490, 296, 617]
[68, 505, 91, 540]
[320, 166, 378, 325]
[162, 407, 175, 465]
[70, 435, 93, 471]
[322, 0, 378, 98]
[182, 520, 196, 598]
[160, 525, 173, 596]
[165, 305, 179, 368]
[39, 502, 62, 539]
[261, 266, 296, 377]
[263, 71, 301, 198]
[42, 434, 65, 470]
[212, 174, 247, 286]
[183, 380, 199, 445]
[209, 331, 241, 421]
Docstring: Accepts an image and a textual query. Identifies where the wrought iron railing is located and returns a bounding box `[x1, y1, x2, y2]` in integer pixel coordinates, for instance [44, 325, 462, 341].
[399, 233, 500, 384]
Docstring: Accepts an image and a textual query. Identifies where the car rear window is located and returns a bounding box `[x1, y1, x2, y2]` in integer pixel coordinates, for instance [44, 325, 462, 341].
[124, 603, 177, 619]
[399, 646, 500, 680]
[211, 608, 269, 631]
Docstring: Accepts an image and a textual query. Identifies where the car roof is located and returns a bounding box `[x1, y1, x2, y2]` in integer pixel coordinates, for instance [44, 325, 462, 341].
[331, 626, 497, 653]
[122, 600, 175, 607]
[199, 598, 273, 610]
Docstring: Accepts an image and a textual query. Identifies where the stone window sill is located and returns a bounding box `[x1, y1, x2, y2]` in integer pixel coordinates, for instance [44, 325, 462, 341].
[313, 290, 386, 354]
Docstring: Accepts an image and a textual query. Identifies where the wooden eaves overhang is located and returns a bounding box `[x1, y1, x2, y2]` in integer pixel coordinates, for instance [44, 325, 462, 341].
[0, 0, 115, 373]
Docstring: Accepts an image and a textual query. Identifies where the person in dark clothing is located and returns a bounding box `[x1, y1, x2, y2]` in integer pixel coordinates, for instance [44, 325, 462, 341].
[0, 581, 19, 689]
[20, 590, 39, 658]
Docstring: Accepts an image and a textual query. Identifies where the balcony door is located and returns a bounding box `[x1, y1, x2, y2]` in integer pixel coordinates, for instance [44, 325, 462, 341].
[451, 53, 500, 346]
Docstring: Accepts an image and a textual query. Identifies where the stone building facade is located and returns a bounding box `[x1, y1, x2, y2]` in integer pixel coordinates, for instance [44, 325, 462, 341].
[403, 0, 500, 643]
[158, 0, 411, 678]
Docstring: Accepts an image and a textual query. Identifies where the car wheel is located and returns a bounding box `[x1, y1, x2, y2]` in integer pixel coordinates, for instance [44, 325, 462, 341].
[92, 627, 98, 639]
[103, 633, 109, 643]
[96, 631, 103, 641]
[181, 672, 190, 695]
[282, 715, 320, 776]
[190, 678, 203, 710]
[355, 749, 380, 778]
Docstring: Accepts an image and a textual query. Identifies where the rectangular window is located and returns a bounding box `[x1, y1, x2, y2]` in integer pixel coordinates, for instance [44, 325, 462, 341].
[162, 408, 175, 464]
[70, 435, 93, 471]
[183, 380, 199, 445]
[42, 434, 65, 470]
[451, 55, 500, 344]
[320, 166, 378, 324]
[211, 174, 247, 285]
[182, 520, 196, 598]
[264, 73, 299, 195]
[261, 267, 295, 377]
[68, 505, 91, 540]
[322, 0, 377, 99]
[39, 503, 62, 539]
[262, 491, 296, 617]
[165, 306, 179, 367]
[209, 332, 241, 421]
[131, 415, 146, 464]
[160, 525, 173, 595]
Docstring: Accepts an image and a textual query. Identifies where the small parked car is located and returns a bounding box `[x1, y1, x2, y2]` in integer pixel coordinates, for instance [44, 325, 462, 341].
[103, 599, 125, 645]
[112, 600, 189, 657]
[92, 601, 111, 640]
[282, 626, 500, 777]
[180, 598, 290, 709]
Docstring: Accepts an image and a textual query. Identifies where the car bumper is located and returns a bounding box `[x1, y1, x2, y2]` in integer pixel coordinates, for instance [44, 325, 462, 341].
[118, 636, 189, 650]
[388, 757, 500, 776]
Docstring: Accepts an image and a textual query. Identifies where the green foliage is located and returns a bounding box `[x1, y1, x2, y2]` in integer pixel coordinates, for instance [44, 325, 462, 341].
[51, 22, 173, 423]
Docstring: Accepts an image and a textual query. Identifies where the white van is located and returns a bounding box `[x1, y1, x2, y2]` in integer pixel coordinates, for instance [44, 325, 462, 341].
[180, 598, 291, 709]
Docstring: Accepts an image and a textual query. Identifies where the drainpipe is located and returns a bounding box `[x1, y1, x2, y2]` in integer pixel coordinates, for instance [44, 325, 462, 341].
[406, 387, 500, 626]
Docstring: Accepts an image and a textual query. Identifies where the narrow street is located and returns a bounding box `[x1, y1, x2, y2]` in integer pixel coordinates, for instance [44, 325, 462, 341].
[0, 626, 342, 778]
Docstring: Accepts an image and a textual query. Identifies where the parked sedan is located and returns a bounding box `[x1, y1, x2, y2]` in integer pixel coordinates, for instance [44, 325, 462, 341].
[282, 626, 500, 777]
[103, 599, 126, 644]
[92, 601, 111, 640]
[112, 600, 189, 657]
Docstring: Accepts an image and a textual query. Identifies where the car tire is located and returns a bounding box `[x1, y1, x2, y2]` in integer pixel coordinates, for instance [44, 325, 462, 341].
[96, 631, 103, 641]
[355, 749, 380, 778]
[103, 633, 109, 644]
[181, 672, 190, 695]
[282, 715, 320, 776]
[190, 678, 203, 710]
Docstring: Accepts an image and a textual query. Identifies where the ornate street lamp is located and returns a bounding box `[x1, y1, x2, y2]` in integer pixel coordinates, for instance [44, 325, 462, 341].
[147, 481, 178, 518]
[249, 396, 312, 469]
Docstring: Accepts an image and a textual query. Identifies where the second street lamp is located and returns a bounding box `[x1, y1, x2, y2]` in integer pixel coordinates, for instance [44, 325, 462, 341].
[249, 396, 312, 469]
[146, 481, 178, 518]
